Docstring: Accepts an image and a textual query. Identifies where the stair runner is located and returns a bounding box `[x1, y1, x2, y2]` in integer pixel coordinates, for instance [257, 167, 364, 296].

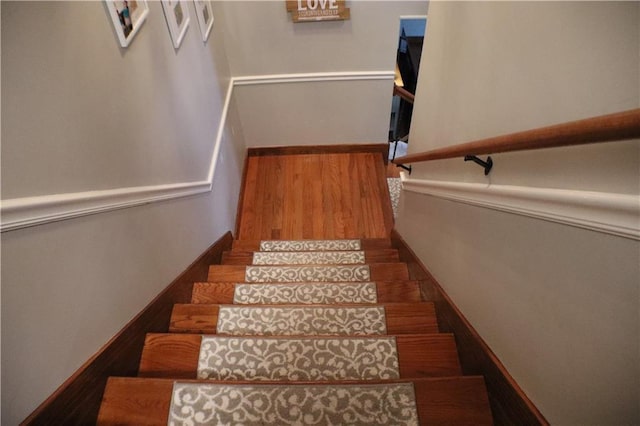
[97, 239, 493, 425]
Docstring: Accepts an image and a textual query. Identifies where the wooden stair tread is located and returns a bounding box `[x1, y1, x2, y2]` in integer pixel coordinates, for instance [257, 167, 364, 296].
[232, 238, 393, 251]
[191, 280, 423, 304]
[170, 303, 439, 335]
[138, 333, 462, 379]
[97, 376, 494, 425]
[221, 248, 400, 265]
[208, 263, 410, 282]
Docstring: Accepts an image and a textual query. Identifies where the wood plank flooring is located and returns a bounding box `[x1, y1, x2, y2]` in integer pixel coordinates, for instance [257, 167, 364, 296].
[236, 153, 394, 240]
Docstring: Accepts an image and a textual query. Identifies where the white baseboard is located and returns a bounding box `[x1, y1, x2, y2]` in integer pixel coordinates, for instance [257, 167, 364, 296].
[401, 176, 640, 240]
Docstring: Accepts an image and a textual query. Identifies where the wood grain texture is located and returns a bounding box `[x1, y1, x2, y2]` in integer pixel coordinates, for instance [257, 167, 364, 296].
[207, 263, 410, 282]
[97, 378, 174, 426]
[221, 249, 400, 265]
[169, 304, 220, 334]
[97, 376, 493, 425]
[139, 334, 202, 379]
[391, 229, 549, 425]
[413, 376, 494, 425]
[169, 303, 439, 335]
[138, 333, 461, 379]
[393, 107, 640, 165]
[190, 280, 423, 304]
[21, 232, 234, 426]
[236, 153, 394, 240]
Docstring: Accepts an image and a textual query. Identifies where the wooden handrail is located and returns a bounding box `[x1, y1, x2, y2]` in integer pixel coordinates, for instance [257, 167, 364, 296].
[392, 108, 640, 164]
[393, 84, 415, 104]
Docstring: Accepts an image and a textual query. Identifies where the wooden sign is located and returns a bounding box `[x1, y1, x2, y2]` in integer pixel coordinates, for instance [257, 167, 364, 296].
[286, 0, 350, 23]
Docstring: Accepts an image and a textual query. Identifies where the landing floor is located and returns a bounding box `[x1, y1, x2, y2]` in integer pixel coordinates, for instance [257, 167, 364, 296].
[236, 152, 394, 240]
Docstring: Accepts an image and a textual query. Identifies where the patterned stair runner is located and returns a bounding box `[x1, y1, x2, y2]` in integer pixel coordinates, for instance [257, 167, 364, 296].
[244, 265, 371, 282]
[197, 336, 399, 381]
[216, 305, 387, 336]
[169, 382, 419, 425]
[233, 282, 378, 304]
[259, 239, 361, 251]
[252, 250, 366, 265]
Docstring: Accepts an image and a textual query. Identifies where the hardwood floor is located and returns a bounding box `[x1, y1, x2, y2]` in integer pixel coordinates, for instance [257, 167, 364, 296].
[236, 153, 394, 240]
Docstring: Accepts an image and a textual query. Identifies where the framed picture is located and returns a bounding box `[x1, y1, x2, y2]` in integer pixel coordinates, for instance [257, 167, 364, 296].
[106, 0, 149, 48]
[193, 0, 214, 42]
[161, 0, 191, 49]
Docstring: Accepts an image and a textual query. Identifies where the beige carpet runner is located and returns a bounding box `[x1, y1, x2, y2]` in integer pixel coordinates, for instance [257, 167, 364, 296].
[216, 305, 387, 336]
[169, 382, 419, 425]
[233, 282, 378, 304]
[259, 239, 361, 251]
[244, 265, 371, 283]
[197, 336, 400, 381]
[252, 250, 366, 265]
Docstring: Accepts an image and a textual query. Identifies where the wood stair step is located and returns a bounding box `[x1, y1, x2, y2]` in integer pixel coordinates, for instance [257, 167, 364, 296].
[208, 263, 410, 282]
[169, 303, 438, 335]
[232, 238, 393, 252]
[138, 333, 462, 380]
[191, 280, 423, 304]
[221, 249, 400, 265]
[98, 376, 494, 425]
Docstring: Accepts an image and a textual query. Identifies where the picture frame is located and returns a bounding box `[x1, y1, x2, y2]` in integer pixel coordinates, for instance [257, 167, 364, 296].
[161, 0, 191, 49]
[106, 0, 149, 48]
[193, 0, 214, 42]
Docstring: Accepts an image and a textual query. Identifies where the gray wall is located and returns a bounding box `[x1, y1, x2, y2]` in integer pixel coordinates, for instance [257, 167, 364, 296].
[1, 2, 246, 424]
[397, 2, 639, 424]
[217, 0, 429, 147]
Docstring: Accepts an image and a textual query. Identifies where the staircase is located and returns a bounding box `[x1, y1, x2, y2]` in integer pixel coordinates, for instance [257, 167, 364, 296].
[97, 238, 494, 425]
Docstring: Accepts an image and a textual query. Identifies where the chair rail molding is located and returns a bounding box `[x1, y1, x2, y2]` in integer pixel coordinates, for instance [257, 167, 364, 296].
[232, 71, 395, 86]
[401, 175, 640, 240]
[0, 181, 212, 233]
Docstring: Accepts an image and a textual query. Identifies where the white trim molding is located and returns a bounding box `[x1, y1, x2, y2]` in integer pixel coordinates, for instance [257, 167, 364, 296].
[1, 181, 212, 233]
[1, 71, 395, 233]
[233, 71, 395, 86]
[401, 176, 640, 240]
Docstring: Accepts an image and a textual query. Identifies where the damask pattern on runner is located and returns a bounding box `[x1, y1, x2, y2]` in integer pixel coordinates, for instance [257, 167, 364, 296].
[244, 265, 371, 283]
[169, 382, 419, 425]
[252, 251, 366, 265]
[197, 336, 400, 381]
[259, 239, 361, 252]
[233, 282, 378, 304]
[216, 306, 387, 336]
